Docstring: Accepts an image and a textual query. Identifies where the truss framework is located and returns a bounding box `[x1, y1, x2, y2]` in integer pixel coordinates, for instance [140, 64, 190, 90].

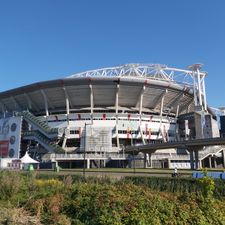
[68, 63, 206, 87]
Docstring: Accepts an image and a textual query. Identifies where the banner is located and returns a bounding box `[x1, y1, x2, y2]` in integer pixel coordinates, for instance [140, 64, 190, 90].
[0, 117, 22, 158]
[0, 140, 9, 157]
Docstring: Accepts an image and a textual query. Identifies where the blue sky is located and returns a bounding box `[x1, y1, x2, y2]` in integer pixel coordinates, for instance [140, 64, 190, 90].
[0, 0, 225, 108]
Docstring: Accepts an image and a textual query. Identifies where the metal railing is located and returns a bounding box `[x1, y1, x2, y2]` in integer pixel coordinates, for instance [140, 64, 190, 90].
[23, 131, 64, 153]
[17, 111, 63, 138]
[47, 153, 128, 160]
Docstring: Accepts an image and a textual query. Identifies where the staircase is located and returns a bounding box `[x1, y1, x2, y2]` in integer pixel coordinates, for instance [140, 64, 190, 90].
[17, 111, 64, 138]
[23, 131, 64, 153]
[199, 145, 224, 160]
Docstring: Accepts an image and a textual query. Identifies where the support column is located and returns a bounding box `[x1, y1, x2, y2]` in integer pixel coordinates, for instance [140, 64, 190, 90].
[89, 84, 94, 123]
[115, 83, 120, 147]
[222, 150, 225, 168]
[168, 159, 171, 169]
[189, 150, 195, 170]
[63, 87, 70, 125]
[160, 93, 165, 117]
[87, 159, 90, 169]
[197, 69, 203, 106]
[199, 160, 202, 169]
[63, 87, 70, 115]
[144, 153, 148, 168]
[194, 150, 199, 170]
[158, 89, 168, 139]
[213, 156, 217, 168]
[175, 105, 180, 118]
[192, 74, 198, 106]
[139, 84, 146, 145]
[184, 120, 189, 140]
[40, 90, 49, 117]
[62, 137, 67, 149]
[202, 78, 207, 111]
[208, 156, 212, 168]
[148, 153, 152, 168]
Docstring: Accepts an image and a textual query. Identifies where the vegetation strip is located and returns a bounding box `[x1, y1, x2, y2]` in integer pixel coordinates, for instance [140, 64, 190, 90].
[0, 170, 224, 224]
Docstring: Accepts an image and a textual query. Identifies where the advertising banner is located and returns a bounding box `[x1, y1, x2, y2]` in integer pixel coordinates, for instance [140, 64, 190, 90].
[0, 116, 22, 158]
[0, 140, 9, 157]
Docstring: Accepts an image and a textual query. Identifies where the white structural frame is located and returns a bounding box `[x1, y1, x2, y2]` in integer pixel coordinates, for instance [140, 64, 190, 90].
[69, 63, 208, 111]
[69, 63, 205, 85]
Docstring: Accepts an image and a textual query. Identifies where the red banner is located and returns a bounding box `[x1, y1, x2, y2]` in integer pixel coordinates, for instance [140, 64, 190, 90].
[0, 140, 9, 157]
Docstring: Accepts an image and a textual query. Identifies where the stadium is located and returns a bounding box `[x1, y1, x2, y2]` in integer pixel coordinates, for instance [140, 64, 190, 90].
[0, 63, 224, 169]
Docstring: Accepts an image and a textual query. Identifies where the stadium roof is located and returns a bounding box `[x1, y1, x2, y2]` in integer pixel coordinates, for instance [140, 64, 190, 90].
[0, 64, 200, 116]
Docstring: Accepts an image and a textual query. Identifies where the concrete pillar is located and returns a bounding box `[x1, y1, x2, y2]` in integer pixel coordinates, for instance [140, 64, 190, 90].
[87, 159, 90, 169]
[190, 150, 195, 170]
[185, 120, 189, 140]
[222, 150, 225, 168]
[62, 137, 67, 149]
[149, 153, 152, 168]
[199, 160, 202, 169]
[89, 84, 94, 123]
[168, 159, 171, 169]
[144, 153, 147, 168]
[194, 150, 199, 170]
[213, 156, 217, 168]
[115, 84, 120, 147]
[208, 156, 212, 168]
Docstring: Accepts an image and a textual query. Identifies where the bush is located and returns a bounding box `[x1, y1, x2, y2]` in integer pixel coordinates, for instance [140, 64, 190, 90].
[0, 171, 23, 201]
[0, 172, 225, 224]
[121, 176, 225, 197]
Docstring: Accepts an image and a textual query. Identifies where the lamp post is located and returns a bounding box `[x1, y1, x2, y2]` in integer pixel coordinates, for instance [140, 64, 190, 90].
[133, 148, 136, 174]
[83, 123, 87, 178]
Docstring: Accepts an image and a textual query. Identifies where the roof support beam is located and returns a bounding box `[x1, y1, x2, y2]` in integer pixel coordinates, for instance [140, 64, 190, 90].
[40, 90, 49, 117]
[62, 87, 70, 115]
[137, 84, 146, 144]
[152, 89, 168, 111]
[11, 96, 22, 111]
[160, 91, 166, 117]
[202, 78, 207, 111]
[167, 93, 184, 110]
[135, 84, 146, 114]
[115, 83, 120, 147]
[0, 101, 9, 112]
[23, 93, 32, 110]
[23, 93, 39, 111]
[115, 84, 119, 114]
[180, 97, 194, 114]
[89, 84, 94, 121]
[176, 104, 180, 118]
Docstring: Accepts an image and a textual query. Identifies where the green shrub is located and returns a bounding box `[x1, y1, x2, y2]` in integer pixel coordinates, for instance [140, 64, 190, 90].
[0, 172, 224, 224]
[121, 176, 225, 197]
